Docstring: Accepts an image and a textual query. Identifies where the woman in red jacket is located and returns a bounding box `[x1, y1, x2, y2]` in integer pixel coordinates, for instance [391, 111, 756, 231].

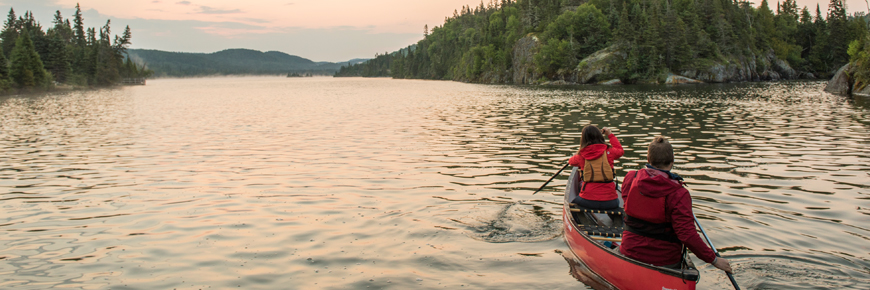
[568, 125, 624, 209]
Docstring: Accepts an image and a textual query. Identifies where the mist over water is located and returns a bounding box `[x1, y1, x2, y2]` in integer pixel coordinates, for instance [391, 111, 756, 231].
[1, 77, 868, 289]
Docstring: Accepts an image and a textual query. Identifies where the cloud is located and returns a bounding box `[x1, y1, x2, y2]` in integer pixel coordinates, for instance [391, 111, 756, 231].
[176, 1, 191, 5]
[238, 18, 271, 24]
[198, 6, 242, 14]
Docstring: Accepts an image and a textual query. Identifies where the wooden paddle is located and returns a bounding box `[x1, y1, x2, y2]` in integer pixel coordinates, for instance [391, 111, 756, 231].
[532, 162, 570, 195]
[693, 215, 741, 290]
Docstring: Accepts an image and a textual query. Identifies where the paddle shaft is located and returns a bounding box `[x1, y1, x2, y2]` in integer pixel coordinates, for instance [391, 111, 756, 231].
[532, 162, 570, 195]
[693, 215, 741, 290]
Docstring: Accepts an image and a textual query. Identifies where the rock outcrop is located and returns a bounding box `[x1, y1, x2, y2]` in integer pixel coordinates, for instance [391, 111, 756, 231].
[824, 64, 853, 96]
[569, 46, 799, 85]
[666, 74, 703, 84]
[505, 40, 803, 85]
[512, 34, 542, 84]
[855, 86, 870, 97]
[679, 51, 798, 83]
[575, 46, 624, 84]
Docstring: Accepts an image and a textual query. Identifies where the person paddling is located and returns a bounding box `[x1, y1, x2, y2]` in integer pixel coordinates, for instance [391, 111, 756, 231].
[620, 136, 733, 273]
[568, 125, 624, 210]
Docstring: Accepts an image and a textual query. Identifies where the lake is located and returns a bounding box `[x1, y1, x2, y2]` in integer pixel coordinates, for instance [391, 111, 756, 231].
[1, 77, 868, 289]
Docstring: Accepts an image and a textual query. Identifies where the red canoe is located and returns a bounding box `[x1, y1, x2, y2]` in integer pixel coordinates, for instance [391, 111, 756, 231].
[562, 167, 700, 290]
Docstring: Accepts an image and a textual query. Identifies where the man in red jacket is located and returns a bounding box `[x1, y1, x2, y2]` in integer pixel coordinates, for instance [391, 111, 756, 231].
[619, 136, 732, 273]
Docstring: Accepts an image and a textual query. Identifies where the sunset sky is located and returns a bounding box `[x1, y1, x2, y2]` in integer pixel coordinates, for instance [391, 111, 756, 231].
[1, 0, 867, 62]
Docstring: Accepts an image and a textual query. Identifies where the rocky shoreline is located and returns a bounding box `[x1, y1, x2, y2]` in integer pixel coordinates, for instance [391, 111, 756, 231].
[474, 34, 821, 86]
[824, 63, 870, 97]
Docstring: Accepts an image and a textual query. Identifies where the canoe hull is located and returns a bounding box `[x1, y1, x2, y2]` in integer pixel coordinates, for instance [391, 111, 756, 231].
[562, 167, 696, 290]
[563, 207, 696, 290]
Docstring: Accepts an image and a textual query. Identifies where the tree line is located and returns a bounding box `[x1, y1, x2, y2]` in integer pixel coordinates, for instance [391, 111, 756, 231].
[0, 4, 150, 93]
[337, 0, 869, 84]
[128, 48, 344, 77]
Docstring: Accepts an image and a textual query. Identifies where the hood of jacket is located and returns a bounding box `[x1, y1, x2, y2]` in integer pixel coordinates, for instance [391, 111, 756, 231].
[580, 144, 607, 160]
[634, 168, 684, 198]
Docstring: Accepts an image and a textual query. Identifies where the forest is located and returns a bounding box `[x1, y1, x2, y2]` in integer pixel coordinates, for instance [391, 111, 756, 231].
[0, 4, 148, 93]
[127, 48, 352, 77]
[336, 0, 870, 85]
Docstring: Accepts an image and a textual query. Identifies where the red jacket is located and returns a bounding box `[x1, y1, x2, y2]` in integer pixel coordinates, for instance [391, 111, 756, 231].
[619, 167, 717, 266]
[568, 134, 624, 201]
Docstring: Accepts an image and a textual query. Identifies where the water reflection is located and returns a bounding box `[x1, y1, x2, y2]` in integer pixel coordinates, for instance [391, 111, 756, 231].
[0, 78, 868, 289]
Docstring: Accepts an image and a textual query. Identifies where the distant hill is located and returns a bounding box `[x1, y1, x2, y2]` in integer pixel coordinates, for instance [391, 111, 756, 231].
[127, 48, 366, 77]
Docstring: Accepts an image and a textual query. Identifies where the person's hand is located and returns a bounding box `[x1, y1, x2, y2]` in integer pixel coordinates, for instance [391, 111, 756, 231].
[601, 127, 612, 136]
[712, 257, 733, 274]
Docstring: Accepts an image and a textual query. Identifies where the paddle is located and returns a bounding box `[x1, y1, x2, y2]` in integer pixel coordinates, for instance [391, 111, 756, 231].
[693, 215, 741, 290]
[532, 161, 570, 195]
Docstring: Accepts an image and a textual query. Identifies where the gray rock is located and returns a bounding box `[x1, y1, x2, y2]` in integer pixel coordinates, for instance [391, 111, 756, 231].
[512, 34, 542, 84]
[599, 79, 622, 85]
[679, 50, 798, 83]
[824, 64, 852, 96]
[854, 84, 870, 97]
[541, 80, 577, 85]
[575, 45, 624, 84]
[665, 74, 703, 84]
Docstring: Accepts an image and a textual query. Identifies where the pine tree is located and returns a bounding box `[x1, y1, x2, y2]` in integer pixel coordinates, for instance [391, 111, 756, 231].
[0, 45, 11, 91]
[826, 0, 849, 67]
[45, 32, 70, 83]
[0, 8, 17, 59]
[9, 31, 48, 88]
[94, 20, 120, 86]
[73, 3, 85, 46]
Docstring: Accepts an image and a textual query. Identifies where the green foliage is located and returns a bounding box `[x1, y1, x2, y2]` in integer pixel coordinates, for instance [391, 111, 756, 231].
[134, 48, 344, 77]
[535, 38, 572, 75]
[0, 45, 10, 92]
[850, 36, 870, 90]
[535, 3, 611, 76]
[339, 0, 869, 83]
[335, 51, 394, 77]
[0, 4, 147, 92]
[9, 31, 48, 89]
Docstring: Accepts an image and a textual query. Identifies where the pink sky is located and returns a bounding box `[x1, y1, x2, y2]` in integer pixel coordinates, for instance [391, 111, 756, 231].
[1, 0, 868, 61]
[53, 0, 488, 35]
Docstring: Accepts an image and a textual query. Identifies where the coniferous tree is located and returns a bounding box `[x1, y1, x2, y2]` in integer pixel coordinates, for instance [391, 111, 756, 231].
[826, 0, 850, 68]
[44, 32, 70, 83]
[338, 0, 869, 83]
[0, 45, 11, 91]
[0, 8, 18, 59]
[9, 31, 48, 89]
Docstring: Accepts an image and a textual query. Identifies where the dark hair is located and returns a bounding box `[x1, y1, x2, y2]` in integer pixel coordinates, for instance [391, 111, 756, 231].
[580, 125, 606, 149]
[647, 136, 674, 168]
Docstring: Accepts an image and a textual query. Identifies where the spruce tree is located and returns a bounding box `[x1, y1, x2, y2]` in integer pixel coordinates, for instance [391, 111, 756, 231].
[45, 32, 70, 83]
[1, 8, 17, 59]
[0, 45, 11, 91]
[73, 4, 85, 46]
[9, 31, 48, 88]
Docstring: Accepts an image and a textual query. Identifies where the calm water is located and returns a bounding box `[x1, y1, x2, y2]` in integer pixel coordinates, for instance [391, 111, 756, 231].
[1, 77, 868, 289]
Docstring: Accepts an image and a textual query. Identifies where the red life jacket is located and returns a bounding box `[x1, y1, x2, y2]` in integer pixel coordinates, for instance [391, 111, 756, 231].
[623, 169, 682, 243]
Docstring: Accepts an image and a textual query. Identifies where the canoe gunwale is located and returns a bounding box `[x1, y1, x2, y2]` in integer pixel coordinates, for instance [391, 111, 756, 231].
[563, 203, 698, 279]
[562, 166, 700, 289]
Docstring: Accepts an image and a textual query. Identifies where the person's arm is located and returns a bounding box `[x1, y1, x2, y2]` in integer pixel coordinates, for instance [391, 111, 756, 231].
[568, 152, 585, 168]
[606, 132, 624, 160]
[669, 191, 717, 264]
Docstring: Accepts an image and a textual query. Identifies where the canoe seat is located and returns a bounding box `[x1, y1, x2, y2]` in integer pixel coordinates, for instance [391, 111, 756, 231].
[579, 224, 624, 238]
[568, 204, 624, 216]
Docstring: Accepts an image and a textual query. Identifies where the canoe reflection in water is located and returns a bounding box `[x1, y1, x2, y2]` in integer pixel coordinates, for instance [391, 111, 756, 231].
[561, 250, 618, 290]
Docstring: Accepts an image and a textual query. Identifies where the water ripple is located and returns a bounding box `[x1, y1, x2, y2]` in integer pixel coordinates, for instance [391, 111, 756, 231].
[1, 78, 868, 289]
